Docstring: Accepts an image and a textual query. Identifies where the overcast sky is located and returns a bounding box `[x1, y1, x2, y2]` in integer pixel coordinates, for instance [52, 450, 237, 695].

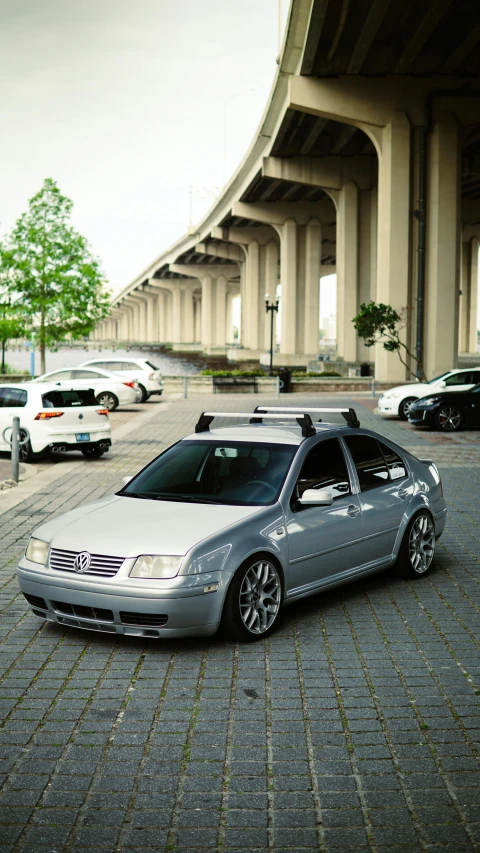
[0, 0, 288, 293]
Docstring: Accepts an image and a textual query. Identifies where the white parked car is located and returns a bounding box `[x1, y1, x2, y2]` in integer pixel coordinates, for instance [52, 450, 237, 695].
[0, 384, 112, 461]
[33, 367, 140, 411]
[378, 367, 480, 420]
[80, 357, 163, 403]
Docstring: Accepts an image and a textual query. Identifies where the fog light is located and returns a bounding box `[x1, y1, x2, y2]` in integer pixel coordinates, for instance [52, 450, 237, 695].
[203, 583, 219, 593]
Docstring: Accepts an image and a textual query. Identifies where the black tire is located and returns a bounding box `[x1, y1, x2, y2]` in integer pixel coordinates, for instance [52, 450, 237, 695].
[18, 431, 46, 463]
[81, 447, 106, 458]
[221, 556, 283, 642]
[95, 392, 118, 412]
[399, 397, 417, 420]
[138, 384, 148, 403]
[396, 511, 435, 578]
[435, 403, 462, 432]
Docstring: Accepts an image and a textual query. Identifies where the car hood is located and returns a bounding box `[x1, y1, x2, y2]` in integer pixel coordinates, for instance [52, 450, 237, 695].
[384, 382, 431, 396]
[33, 494, 264, 558]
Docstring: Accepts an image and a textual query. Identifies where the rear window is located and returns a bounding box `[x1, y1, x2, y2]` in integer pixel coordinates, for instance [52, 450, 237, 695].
[42, 390, 97, 408]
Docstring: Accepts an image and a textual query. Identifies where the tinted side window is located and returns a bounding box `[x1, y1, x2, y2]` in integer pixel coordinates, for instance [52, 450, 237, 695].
[71, 370, 102, 379]
[45, 371, 71, 381]
[344, 435, 389, 491]
[296, 438, 350, 499]
[106, 361, 126, 371]
[444, 372, 471, 386]
[377, 441, 407, 481]
[471, 371, 480, 385]
[0, 388, 27, 407]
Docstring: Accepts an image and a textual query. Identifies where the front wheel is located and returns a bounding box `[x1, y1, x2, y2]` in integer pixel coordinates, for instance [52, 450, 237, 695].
[435, 404, 462, 431]
[221, 557, 283, 642]
[396, 512, 435, 578]
[95, 392, 118, 412]
[399, 397, 417, 420]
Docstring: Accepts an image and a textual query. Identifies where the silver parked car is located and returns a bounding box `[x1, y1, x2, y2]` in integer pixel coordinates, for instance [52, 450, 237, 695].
[17, 406, 447, 642]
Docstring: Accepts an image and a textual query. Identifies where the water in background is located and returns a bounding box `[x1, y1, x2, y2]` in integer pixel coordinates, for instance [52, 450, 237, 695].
[4, 346, 211, 376]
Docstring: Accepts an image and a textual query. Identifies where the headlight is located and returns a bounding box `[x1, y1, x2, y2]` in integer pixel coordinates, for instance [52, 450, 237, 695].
[129, 555, 183, 579]
[25, 538, 50, 565]
[420, 397, 440, 406]
[186, 545, 231, 575]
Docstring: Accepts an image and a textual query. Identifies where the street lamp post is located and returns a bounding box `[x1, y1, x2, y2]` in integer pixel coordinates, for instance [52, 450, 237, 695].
[265, 293, 279, 376]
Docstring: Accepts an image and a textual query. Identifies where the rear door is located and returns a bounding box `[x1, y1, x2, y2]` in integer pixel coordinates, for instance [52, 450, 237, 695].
[105, 361, 139, 382]
[285, 437, 363, 594]
[342, 434, 412, 565]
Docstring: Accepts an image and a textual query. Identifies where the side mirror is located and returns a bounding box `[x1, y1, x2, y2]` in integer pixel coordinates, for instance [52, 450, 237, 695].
[298, 488, 333, 507]
[121, 475, 134, 486]
[439, 381, 446, 388]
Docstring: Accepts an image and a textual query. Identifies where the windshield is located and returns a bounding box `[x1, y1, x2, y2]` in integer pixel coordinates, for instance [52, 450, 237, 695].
[120, 439, 297, 506]
[428, 372, 450, 385]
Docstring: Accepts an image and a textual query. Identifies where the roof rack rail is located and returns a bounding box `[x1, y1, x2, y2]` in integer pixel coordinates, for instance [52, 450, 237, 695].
[194, 411, 317, 437]
[254, 405, 360, 428]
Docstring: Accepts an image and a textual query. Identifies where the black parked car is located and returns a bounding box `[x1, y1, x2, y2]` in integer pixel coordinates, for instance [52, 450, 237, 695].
[408, 384, 480, 431]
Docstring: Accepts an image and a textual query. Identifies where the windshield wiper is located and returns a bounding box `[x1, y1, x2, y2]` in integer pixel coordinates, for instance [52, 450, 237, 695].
[120, 491, 153, 500]
[152, 494, 219, 504]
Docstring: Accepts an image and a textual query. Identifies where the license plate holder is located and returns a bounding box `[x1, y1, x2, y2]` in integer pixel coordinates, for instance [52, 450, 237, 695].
[76, 433, 91, 442]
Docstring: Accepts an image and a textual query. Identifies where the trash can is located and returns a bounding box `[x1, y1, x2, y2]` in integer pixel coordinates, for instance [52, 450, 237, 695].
[360, 362, 371, 377]
[278, 367, 292, 393]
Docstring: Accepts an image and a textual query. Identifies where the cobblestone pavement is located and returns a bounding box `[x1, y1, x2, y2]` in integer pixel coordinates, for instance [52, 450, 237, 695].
[0, 394, 479, 853]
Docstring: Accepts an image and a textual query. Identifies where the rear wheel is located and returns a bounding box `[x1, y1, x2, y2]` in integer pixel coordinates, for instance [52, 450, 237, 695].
[19, 431, 46, 463]
[221, 557, 283, 642]
[81, 446, 106, 458]
[397, 511, 435, 578]
[435, 404, 462, 431]
[95, 392, 118, 411]
[399, 397, 416, 420]
[138, 384, 148, 403]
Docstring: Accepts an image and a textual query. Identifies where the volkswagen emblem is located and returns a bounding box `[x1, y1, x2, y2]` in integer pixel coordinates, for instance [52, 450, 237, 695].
[74, 551, 91, 573]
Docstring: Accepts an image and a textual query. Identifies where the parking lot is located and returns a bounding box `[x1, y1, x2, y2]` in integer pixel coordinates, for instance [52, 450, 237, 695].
[0, 393, 479, 853]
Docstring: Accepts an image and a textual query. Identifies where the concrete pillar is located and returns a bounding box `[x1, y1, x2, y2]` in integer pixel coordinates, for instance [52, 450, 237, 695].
[424, 114, 461, 379]
[336, 181, 358, 363]
[226, 291, 234, 344]
[215, 277, 227, 346]
[460, 238, 479, 354]
[146, 293, 157, 343]
[201, 276, 213, 346]
[376, 112, 411, 382]
[194, 297, 202, 343]
[304, 219, 321, 356]
[181, 288, 195, 343]
[279, 218, 297, 355]
[357, 189, 375, 362]
[165, 292, 173, 342]
[244, 241, 260, 350]
[172, 287, 181, 343]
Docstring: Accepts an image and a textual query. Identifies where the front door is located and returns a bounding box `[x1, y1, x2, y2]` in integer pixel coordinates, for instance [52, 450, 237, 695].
[342, 434, 413, 565]
[285, 437, 363, 595]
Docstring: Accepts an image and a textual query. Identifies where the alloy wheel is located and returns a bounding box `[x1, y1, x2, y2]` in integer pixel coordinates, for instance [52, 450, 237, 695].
[399, 397, 416, 420]
[437, 405, 462, 431]
[408, 514, 435, 574]
[239, 560, 281, 635]
[97, 393, 116, 411]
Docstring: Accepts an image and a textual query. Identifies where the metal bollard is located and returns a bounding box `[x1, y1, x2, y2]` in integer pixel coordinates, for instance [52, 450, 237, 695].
[276, 375, 280, 397]
[371, 376, 376, 398]
[11, 416, 20, 484]
[183, 376, 188, 399]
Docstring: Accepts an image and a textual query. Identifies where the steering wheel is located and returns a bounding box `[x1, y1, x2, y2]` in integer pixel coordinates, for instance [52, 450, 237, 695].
[245, 479, 277, 498]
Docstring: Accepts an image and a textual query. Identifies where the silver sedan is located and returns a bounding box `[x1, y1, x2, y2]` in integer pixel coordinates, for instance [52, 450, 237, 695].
[17, 406, 447, 642]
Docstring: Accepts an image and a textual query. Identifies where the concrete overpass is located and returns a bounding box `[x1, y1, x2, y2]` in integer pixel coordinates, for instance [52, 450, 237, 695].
[93, 0, 480, 381]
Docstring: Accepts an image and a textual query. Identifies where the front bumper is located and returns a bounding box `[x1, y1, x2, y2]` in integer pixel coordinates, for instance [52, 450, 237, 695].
[408, 407, 436, 426]
[17, 563, 224, 639]
[377, 397, 400, 417]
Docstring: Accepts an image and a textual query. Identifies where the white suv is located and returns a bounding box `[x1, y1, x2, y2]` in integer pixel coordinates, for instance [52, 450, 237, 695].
[80, 358, 164, 403]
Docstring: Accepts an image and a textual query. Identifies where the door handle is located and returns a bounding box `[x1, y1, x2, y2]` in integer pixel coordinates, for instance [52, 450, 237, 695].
[347, 504, 360, 517]
[397, 489, 408, 500]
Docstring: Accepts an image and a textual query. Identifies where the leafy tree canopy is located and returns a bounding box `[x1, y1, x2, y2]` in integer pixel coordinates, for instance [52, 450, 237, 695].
[353, 301, 425, 381]
[1, 178, 110, 372]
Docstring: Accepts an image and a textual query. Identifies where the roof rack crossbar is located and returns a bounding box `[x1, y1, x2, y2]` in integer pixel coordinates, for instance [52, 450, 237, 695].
[296, 413, 316, 437]
[256, 405, 360, 428]
[194, 411, 325, 434]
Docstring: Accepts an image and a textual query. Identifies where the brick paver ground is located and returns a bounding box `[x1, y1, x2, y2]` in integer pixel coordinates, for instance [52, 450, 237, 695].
[0, 393, 479, 853]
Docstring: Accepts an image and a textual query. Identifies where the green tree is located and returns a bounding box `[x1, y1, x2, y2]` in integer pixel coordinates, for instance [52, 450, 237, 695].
[0, 300, 26, 374]
[353, 301, 426, 381]
[1, 178, 110, 373]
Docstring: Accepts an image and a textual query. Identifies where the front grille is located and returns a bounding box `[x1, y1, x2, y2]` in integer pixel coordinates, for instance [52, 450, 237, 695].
[49, 548, 124, 577]
[24, 593, 47, 610]
[120, 612, 168, 628]
[52, 600, 114, 621]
